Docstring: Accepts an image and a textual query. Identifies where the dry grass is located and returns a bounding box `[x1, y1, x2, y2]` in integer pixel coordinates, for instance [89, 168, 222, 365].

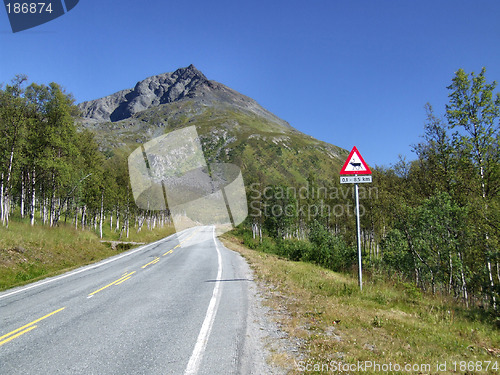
[0, 219, 175, 291]
[221, 234, 500, 374]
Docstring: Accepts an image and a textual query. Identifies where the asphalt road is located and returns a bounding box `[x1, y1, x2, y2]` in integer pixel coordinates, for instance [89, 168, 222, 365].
[0, 226, 259, 374]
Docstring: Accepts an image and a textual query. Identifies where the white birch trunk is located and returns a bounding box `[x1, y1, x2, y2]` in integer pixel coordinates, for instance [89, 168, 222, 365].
[20, 174, 24, 219]
[99, 191, 104, 239]
[30, 170, 36, 226]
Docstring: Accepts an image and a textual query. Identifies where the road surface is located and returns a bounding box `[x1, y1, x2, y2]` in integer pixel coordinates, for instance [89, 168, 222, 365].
[0, 226, 265, 374]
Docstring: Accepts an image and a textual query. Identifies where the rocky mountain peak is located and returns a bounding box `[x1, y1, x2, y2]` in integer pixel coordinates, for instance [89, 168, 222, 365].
[78, 65, 292, 130]
[79, 65, 210, 122]
[177, 64, 207, 80]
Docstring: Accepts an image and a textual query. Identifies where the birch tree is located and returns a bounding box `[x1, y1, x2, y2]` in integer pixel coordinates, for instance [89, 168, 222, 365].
[0, 75, 29, 227]
[446, 67, 500, 309]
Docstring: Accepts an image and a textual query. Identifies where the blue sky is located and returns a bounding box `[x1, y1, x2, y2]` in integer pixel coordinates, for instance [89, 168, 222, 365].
[1, 0, 499, 167]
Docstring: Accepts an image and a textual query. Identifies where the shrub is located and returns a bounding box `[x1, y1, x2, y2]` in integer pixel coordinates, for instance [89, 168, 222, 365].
[242, 231, 259, 249]
[279, 239, 312, 261]
[306, 220, 356, 271]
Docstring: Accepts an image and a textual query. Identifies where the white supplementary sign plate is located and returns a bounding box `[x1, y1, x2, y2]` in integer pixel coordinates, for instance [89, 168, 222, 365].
[340, 176, 372, 184]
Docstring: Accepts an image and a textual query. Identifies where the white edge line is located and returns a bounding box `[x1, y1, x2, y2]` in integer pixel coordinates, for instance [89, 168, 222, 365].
[184, 226, 223, 375]
[0, 227, 197, 301]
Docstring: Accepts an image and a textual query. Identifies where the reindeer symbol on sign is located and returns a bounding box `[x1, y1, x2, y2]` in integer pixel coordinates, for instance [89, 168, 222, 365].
[349, 155, 364, 170]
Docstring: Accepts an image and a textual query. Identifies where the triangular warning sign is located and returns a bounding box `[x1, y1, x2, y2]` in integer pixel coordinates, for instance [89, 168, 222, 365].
[340, 146, 371, 175]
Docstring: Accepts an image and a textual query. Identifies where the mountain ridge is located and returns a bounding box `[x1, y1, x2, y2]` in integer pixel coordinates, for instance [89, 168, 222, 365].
[78, 64, 292, 131]
[77, 65, 348, 186]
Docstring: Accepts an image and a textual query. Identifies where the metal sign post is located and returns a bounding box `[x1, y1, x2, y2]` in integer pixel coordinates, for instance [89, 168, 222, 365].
[339, 146, 372, 291]
[354, 180, 362, 290]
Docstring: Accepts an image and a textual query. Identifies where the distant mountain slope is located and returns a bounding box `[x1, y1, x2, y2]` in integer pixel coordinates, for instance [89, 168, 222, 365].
[79, 64, 291, 130]
[77, 65, 348, 186]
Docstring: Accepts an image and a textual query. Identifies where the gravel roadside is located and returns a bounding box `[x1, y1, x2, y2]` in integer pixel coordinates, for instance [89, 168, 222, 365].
[227, 244, 302, 374]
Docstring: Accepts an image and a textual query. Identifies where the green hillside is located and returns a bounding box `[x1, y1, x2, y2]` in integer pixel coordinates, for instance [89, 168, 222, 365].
[78, 100, 348, 186]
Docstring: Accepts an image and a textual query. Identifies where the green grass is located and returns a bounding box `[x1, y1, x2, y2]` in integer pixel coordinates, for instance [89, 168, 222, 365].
[97, 217, 175, 244]
[0, 217, 175, 291]
[221, 234, 500, 374]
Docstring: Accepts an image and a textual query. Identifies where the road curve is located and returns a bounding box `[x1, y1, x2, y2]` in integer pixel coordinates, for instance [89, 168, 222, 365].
[0, 226, 261, 374]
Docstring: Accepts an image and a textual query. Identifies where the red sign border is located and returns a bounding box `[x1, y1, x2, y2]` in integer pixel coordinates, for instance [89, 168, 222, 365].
[339, 146, 372, 175]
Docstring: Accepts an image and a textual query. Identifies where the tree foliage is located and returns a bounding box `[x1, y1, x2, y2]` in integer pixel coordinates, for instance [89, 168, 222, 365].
[244, 67, 499, 311]
[0, 76, 168, 239]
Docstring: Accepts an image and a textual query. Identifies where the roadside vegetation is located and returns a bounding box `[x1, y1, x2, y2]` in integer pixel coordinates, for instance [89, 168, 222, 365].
[222, 233, 500, 374]
[245, 67, 499, 313]
[0, 76, 170, 238]
[0, 215, 174, 291]
[0, 75, 176, 290]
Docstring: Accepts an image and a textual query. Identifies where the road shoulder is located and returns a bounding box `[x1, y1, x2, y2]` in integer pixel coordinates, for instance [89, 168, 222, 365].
[221, 236, 300, 374]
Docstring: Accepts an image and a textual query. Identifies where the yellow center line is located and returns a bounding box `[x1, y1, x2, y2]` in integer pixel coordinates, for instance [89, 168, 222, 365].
[163, 249, 173, 256]
[0, 326, 37, 346]
[182, 231, 199, 243]
[141, 257, 160, 269]
[0, 307, 65, 346]
[115, 276, 132, 285]
[88, 271, 135, 296]
[176, 228, 200, 248]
